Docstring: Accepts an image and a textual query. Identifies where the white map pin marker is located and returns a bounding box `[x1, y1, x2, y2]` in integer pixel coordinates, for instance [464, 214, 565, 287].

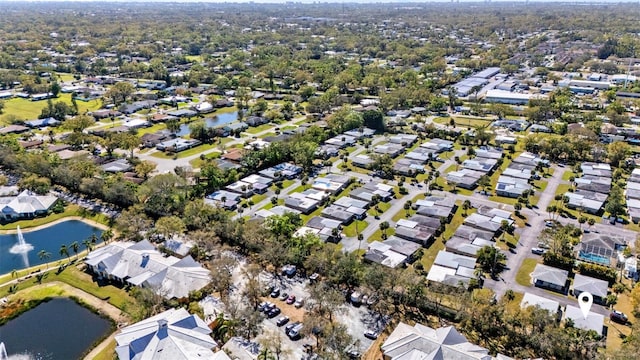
[578, 292, 593, 319]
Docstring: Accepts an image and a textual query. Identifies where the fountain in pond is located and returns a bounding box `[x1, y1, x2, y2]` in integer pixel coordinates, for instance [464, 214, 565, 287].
[8, 226, 33, 268]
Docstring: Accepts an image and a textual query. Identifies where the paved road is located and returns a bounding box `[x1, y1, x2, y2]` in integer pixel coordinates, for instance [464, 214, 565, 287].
[490, 165, 565, 300]
[137, 115, 307, 173]
[234, 179, 302, 220]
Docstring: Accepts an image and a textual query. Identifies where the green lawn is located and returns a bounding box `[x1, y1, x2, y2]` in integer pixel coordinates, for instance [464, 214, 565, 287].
[562, 170, 577, 181]
[188, 151, 222, 168]
[342, 220, 369, 237]
[367, 201, 391, 216]
[136, 123, 167, 136]
[0, 265, 136, 311]
[515, 258, 539, 287]
[367, 227, 396, 243]
[150, 143, 220, 159]
[259, 132, 277, 138]
[1, 94, 101, 123]
[0, 205, 110, 231]
[433, 116, 493, 129]
[245, 124, 272, 134]
[250, 193, 268, 204]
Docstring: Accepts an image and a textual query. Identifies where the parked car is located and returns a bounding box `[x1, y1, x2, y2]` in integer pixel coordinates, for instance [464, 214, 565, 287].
[545, 221, 554, 227]
[282, 264, 297, 277]
[279, 292, 289, 301]
[531, 247, 546, 255]
[262, 302, 276, 313]
[257, 301, 268, 311]
[309, 273, 320, 283]
[287, 323, 304, 340]
[286, 294, 296, 304]
[364, 330, 379, 340]
[294, 298, 305, 308]
[268, 307, 281, 318]
[276, 316, 290, 326]
[285, 321, 300, 334]
[610, 310, 628, 324]
[270, 287, 280, 298]
[350, 291, 363, 305]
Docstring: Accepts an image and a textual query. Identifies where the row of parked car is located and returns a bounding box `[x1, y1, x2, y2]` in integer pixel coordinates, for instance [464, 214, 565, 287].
[269, 287, 304, 308]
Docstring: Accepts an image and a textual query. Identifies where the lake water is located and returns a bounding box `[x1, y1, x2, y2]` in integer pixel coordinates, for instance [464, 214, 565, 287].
[177, 111, 238, 136]
[0, 220, 103, 274]
[0, 297, 112, 360]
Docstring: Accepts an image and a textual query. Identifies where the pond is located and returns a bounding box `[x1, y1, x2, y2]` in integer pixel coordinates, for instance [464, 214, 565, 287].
[176, 111, 239, 136]
[0, 297, 112, 359]
[0, 220, 103, 275]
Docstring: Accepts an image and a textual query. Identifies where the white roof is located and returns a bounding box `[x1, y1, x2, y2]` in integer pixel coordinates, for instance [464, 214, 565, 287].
[520, 292, 559, 313]
[0, 190, 58, 215]
[86, 241, 210, 299]
[563, 305, 604, 336]
[115, 308, 219, 360]
[382, 322, 493, 360]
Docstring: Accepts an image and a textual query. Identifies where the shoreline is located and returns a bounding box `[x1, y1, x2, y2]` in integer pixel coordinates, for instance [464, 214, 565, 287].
[0, 216, 110, 235]
[5, 281, 128, 360]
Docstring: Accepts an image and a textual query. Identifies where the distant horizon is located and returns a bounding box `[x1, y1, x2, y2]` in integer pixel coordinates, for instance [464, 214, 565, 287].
[1, 0, 640, 3]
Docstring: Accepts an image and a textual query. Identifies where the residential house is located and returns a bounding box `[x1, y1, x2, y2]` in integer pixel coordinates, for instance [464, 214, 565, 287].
[393, 158, 425, 176]
[325, 135, 357, 149]
[581, 162, 612, 178]
[520, 292, 560, 315]
[421, 138, 454, 153]
[495, 175, 531, 198]
[205, 190, 241, 210]
[578, 234, 622, 267]
[388, 133, 418, 146]
[511, 152, 548, 167]
[563, 305, 605, 337]
[445, 225, 495, 257]
[305, 216, 342, 242]
[382, 322, 510, 360]
[426, 250, 477, 287]
[415, 196, 457, 220]
[446, 169, 484, 189]
[100, 159, 132, 173]
[474, 147, 503, 160]
[343, 127, 375, 139]
[365, 237, 422, 268]
[574, 175, 611, 194]
[312, 174, 351, 195]
[462, 158, 498, 173]
[531, 264, 568, 293]
[156, 138, 201, 152]
[564, 190, 608, 214]
[258, 163, 302, 180]
[0, 190, 58, 221]
[285, 193, 320, 214]
[351, 154, 373, 168]
[24, 117, 60, 128]
[85, 240, 210, 299]
[333, 196, 369, 210]
[573, 274, 609, 304]
[321, 205, 354, 224]
[374, 143, 404, 157]
[115, 307, 228, 360]
[462, 213, 505, 234]
[394, 217, 438, 246]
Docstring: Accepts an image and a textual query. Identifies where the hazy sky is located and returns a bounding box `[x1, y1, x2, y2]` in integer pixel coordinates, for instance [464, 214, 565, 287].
[1, 0, 639, 2]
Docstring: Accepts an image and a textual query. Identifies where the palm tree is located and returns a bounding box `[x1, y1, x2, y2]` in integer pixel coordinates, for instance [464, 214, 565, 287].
[82, 239, 93, 253]
[38, 250, 52, 269]
[379, 221, 390, 239]
[59, 244, 70, 261]
[89, 233, 99, 245]
[69, 241, 80, 260]
[101, 229, 113, 244]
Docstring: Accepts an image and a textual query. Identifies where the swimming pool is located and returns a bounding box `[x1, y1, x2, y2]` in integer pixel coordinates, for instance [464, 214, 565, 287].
[578, 251, 610, 266]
